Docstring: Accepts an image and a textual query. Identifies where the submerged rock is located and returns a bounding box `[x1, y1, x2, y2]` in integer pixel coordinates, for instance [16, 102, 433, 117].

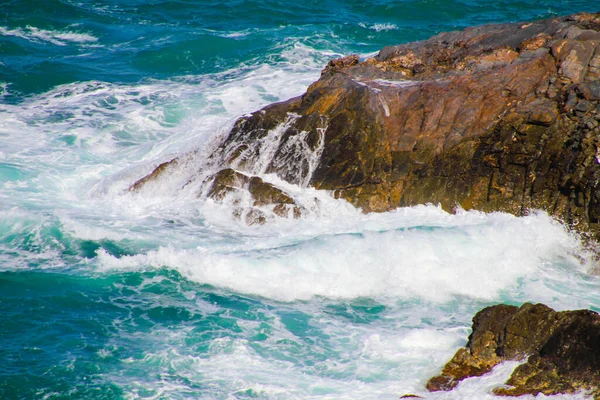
[129, 159, 304, 224]
[205, 168, 303, 224]
[132, 12, 600, 238]
[427, 303, 600, 398]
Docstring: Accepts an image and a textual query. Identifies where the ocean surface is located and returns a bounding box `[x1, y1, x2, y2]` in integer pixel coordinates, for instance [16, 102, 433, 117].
[1, 1, 600, 399]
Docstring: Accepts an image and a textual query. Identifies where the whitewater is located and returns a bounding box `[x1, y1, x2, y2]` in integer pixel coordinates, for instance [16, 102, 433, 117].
[1, 1, 599, 399]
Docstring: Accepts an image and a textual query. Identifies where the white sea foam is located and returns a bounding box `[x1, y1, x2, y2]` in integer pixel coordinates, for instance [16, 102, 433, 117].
[103, 297, 592, 400]
[0, 208, 67, 270]
[0, 25, 98, 46]
[230, 113, 302, 175]
[373, 23, 398, 32]
[0, 82, 8, 97]
[96, 204, 596, 307]
[271, 125, 326, 187]
[359, 22, 399, 32]
[0, 43, 324, 204]
[118, 343, 592, 399]
[0, 40, 336, 264]
[3, 37, 598, 307]
[217, 28, 255, 38]
[279, 41, 344, 70]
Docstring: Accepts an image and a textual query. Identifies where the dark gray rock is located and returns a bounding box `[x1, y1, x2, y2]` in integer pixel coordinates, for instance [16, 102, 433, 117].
[427, 303, 600, 398]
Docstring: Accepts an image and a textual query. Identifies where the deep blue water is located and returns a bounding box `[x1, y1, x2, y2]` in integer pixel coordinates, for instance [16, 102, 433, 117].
[1, 1, 600, 399]
[2, 0, 597, 96]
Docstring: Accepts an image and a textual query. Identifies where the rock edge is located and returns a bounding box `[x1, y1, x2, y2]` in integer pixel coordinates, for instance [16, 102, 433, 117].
[427, 303, 600, 398]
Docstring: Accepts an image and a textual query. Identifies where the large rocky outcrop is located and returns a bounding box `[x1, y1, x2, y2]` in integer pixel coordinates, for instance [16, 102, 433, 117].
[132, 12, 600, 239]
[427, 303, 600, 398]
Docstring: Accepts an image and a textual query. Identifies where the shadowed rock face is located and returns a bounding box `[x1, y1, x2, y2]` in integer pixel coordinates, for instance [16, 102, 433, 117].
[131, 12, 600, 240]
[426, 303, 600, 398]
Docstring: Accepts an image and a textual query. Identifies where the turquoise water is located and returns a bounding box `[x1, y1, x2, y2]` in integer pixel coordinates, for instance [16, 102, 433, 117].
[1, 1, 600, 399]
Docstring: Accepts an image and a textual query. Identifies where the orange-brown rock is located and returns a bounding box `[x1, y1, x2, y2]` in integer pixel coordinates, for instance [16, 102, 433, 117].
[205, 168, 303, 224]
[132, 12, 600, 239]
[427, 303, 600, 398]
[211, 12, 600, 239]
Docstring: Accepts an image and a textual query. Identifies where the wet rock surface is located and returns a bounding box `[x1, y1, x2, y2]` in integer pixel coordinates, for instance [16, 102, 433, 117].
[219, 12, 600, 239]
[205, 168, 303, 224]
[132, 12, 600, 238]
[427, 303, 600, 398]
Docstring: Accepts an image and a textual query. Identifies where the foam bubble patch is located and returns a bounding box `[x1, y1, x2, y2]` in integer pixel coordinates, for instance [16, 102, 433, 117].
[0, 25, 98, 46]
[96, 206, 592, 304]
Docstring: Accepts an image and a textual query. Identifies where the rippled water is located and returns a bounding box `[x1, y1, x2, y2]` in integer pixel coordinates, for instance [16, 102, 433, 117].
[1, 0, 599, 398]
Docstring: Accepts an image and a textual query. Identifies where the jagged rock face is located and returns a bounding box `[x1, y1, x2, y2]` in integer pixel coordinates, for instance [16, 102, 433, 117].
[213, 12, 600, 238]
[426, 303, 600, 398]
[131, 12, 600, 238]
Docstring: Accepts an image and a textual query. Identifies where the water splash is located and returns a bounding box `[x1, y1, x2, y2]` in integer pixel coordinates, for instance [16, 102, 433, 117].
[227, 112, 302, 175]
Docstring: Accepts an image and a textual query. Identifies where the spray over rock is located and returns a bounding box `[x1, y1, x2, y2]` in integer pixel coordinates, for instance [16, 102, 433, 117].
[131, 12, 600, 243]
